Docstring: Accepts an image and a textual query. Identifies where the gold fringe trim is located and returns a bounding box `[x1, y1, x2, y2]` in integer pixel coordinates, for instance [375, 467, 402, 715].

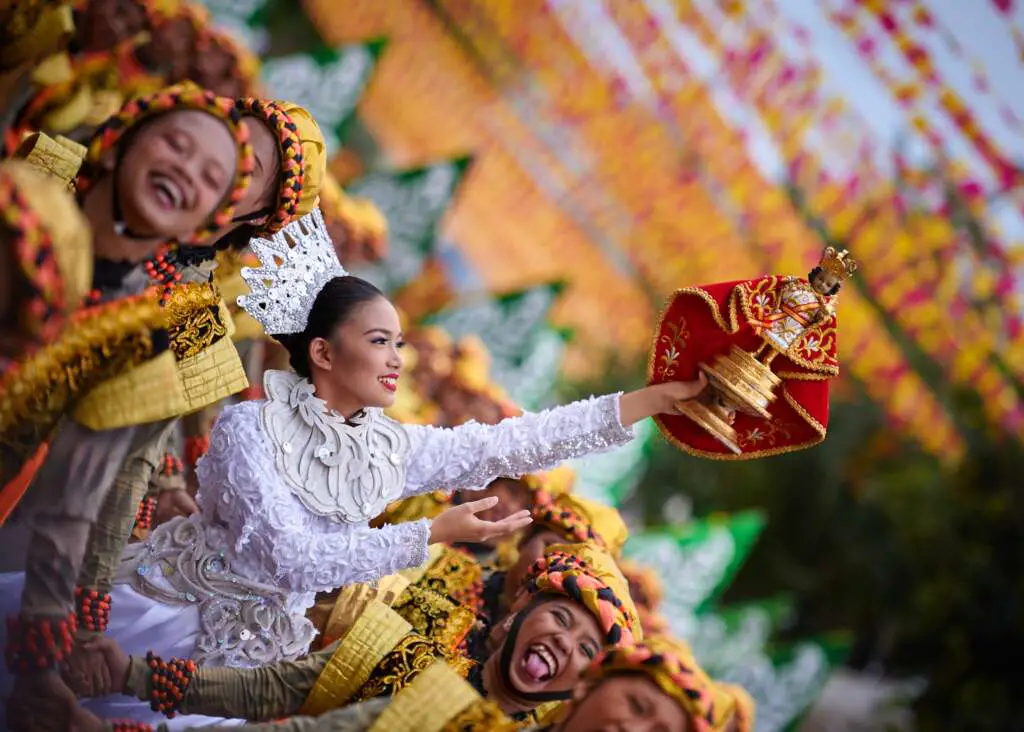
[1, 293, 164, 464]
[651, 385, 826, 461]
[367, 662, 481, 732]
[299, 602, 411, 716]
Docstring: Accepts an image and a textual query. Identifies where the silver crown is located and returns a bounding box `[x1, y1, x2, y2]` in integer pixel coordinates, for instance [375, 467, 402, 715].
[238, 208, 348, 335]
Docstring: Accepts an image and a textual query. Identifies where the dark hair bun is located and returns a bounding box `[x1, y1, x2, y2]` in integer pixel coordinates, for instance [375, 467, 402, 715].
[271, 275, 384, 377]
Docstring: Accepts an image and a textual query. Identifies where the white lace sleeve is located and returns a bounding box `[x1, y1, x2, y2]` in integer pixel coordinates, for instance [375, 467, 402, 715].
[197, 404, 431, 593]
[401, 393, 634, 497]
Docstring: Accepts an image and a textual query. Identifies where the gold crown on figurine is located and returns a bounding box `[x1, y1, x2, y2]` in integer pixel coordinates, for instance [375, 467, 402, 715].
[818, 246, 858, 281]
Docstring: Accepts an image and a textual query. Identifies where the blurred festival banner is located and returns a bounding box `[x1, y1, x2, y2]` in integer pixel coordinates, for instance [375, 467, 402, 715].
[292, 0, 1024, 462]
[180, 1, 1024, 725]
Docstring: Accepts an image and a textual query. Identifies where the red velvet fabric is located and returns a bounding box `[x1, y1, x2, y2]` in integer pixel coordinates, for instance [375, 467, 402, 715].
[648, 278, 835, 459]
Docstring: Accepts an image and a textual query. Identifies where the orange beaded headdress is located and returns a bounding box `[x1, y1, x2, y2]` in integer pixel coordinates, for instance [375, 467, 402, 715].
[531, 490, 629, 558]
[0, 160, 91, 348]
[233, 98, 318, 235]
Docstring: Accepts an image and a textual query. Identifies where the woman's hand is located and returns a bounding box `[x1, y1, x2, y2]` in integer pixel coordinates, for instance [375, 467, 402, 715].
[619, 374, 709, 426]
[155, 488, 199, 526]
[67, 637, 131, 698]
[429, 497, 533, 546]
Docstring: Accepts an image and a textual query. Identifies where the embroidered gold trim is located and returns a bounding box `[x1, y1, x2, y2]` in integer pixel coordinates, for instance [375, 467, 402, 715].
[354, 632, 455, 703]
[651, 389, 826, 461]
[168, 301, 228, 360]
[393, 584, 477, 651]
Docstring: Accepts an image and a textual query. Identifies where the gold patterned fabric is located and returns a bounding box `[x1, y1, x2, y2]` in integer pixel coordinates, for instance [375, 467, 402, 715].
[392, 583, 477, 653]
[168, 298, 229, 360]
[411, 545, 485, 612]
[354, 632, 467, 703]
[72, 285, 248, 429]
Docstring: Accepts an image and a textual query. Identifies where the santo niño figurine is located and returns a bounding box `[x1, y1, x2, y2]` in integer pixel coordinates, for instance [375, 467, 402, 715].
[649, 246, 858, 458]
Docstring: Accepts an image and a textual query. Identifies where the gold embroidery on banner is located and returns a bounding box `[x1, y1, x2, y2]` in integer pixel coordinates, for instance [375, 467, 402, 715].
[732, 278, 839, 376]
[656, 318, 689, 379]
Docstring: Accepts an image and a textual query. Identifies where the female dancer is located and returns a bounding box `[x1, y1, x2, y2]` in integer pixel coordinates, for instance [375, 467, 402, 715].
[82, 204, 705, 664]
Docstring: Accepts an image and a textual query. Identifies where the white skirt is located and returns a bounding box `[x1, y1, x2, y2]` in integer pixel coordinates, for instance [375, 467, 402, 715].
[0, 572, 242, 728]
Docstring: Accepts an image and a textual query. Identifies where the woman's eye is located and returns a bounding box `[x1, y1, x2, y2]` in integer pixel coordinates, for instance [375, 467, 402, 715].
[554, 610, 569, 627]
[166, 134, 186, 152]
[372, 338, 388, 345]
[203, 171, 223, 191]
[580, 643, 596, 660]
[628, 695, 645, 715]
[396, 341, 407, 349]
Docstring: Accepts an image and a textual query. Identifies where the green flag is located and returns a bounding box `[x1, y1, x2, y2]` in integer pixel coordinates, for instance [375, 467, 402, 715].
[427, 283, 567, 409]
[260, 40, 386, 153]
[623, 511, 766, 616]
[348, 158, 472, 293]
[717, 635, 850, 732]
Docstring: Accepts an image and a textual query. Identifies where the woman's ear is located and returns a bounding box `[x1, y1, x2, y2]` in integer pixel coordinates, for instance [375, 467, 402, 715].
[488, 611, 516, 650]
[99, 146, 117, 172]
[308, 336, 333, 372]
[571, 678, 593, 705]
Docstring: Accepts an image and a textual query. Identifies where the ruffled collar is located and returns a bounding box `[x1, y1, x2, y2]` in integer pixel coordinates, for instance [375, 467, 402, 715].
[259, 369, 410, 524]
